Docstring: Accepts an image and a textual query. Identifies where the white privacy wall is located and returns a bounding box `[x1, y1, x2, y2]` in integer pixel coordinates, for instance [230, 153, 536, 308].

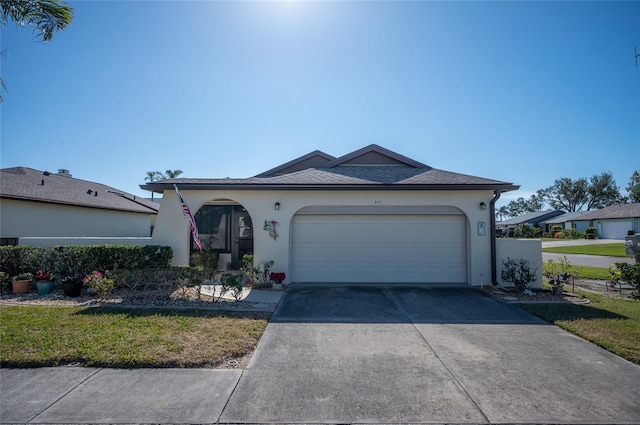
[495, 238, 542, 289]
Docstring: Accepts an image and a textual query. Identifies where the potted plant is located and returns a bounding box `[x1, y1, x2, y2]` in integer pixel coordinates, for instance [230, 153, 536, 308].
[269, 272, 286, 290]
[35, 269, 55, 295]
[11, 272, 33, 294]
[82, 270, 114, 298]
[61, 275, 83, 297]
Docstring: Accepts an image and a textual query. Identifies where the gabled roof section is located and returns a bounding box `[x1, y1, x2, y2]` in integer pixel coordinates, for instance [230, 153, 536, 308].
[324, 144, 429, 169]
[1, 167, 158, 214]
[256, 150, 336, 177]
[141, 145, 519, 192]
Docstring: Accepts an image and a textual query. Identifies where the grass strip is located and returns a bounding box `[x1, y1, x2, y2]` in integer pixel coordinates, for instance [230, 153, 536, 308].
[0, 306, 269, 368]
[570, 265, 613, 280]
[542, 243, 630, 257]
[517, 291, 640, 365]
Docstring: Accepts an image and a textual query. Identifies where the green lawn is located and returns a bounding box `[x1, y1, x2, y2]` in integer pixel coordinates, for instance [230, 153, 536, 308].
[570, 265, 614, 280]
[0, 306, 269, 368]
[542, 243, 629, 257]
[518, 291, 640, 365]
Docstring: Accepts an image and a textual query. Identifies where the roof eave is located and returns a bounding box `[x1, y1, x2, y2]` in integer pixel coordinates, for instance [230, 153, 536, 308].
[1, 194, 158, 214]
[141, 183, 520, 192]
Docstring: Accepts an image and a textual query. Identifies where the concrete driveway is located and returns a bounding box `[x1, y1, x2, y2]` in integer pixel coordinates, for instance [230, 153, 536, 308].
[2, 285, 639, 424]
[221, 284, 640, 424]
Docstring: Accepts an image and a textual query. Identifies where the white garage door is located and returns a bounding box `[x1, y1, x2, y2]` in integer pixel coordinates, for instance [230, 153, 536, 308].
[598, 219, 632, 240]
[291, 212, 467, 283]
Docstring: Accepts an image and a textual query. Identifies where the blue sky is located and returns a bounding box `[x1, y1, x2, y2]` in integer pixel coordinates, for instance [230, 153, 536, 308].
[1, 1, 639, 208]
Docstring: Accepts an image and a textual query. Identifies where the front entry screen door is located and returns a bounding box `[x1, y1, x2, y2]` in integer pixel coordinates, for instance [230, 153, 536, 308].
[193, 205, 253, 269]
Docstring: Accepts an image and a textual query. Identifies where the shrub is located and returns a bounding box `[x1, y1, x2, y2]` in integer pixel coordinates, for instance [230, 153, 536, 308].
[615, 262, 640, 300]
[563, 229, 584, 239]
[189, 251, 219, 278]
[585, 227, 598, 239]
[551, 225, 562, 234]
[219, 273, 244, 302]
[501, 257, 537, 293]
[532, 227, 542, 238]
[0, 272, 11, 294]
[108, 267, 201, 293]
[83, 271, 115, 298]
[0, 245, 172, 281]
[241, 255, 273, 288]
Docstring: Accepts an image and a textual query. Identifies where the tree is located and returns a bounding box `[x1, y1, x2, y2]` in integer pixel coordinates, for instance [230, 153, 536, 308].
[537, 173, 622, 212]
[144, 170, 183, 200]
[144, 171, 163, 201]
[0, 0, 74, 102]
[164, 169, 183, 179]
[586, 172, 623, 210]
[627, 170, 640, 203]
[505, 194, 544, 217]
[496, 206, 509, 221]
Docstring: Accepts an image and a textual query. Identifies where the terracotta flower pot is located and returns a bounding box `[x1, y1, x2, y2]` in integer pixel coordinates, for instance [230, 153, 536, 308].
[36, 280, 55, 295]
[12, 280, 31, 294]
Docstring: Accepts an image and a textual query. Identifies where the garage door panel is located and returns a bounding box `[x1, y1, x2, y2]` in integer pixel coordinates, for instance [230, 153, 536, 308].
[292, 214, 467, 283]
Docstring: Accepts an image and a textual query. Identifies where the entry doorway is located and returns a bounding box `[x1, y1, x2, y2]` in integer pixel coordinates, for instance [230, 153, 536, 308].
[193, 204, 254, 269]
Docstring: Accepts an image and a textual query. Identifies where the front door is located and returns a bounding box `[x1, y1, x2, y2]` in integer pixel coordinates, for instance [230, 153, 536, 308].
[232, 207, 253, 269]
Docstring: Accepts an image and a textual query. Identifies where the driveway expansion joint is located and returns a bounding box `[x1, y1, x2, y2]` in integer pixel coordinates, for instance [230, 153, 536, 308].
[382, 285, 491, 425]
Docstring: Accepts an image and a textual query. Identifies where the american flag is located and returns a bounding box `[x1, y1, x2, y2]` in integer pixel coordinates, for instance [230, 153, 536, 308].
[174, 185, 202, 250]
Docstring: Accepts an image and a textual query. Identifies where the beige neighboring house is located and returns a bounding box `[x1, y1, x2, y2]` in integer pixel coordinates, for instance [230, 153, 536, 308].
[577, 203, 640, 240]
[142, 145, 532, 286]
[0, 167, 159, 245]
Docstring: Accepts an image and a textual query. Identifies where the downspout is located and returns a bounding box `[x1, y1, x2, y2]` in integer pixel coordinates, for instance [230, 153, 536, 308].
[490, 190, 502, 285]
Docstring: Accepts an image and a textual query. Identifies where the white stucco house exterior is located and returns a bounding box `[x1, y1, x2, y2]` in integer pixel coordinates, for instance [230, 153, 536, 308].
[143, 145, 529, 286]
[0, 167, 158, 246]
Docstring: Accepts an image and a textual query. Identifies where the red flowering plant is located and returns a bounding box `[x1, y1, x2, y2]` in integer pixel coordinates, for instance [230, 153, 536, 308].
[35, 270, 52, 281]
[269, 272, 286, 284]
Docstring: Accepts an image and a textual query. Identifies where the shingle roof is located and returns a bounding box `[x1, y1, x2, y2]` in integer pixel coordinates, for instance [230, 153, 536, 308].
[1, 167, 158, 214]
[141, 145, 518, 192]
[576, 203, 640, 220]
[539, 211, 593, 224]
[497, 210, 565, 226]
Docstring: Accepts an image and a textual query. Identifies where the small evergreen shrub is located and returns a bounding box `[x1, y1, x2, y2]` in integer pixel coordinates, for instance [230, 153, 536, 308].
[501, 257, 537, 293]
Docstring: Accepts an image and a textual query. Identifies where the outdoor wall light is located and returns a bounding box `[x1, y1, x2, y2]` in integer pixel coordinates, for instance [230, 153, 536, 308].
[275, 202, 280, 211]
[479, 202, 487, 210]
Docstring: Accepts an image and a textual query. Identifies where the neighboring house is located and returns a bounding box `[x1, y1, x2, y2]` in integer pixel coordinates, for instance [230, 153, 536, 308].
[576, 203, 640, 239]
[142, 144, 521, 285]
[0, 167, 159, 245]
[496, 210, 565, 233]
[539, 211, 593, 233]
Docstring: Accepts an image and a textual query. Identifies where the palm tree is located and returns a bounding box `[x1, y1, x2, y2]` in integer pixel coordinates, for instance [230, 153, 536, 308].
[164, 169, 183, 179]
[144, 171, 163, 201]
[496, 206, 509, 222]
[1, 0, 73, 102]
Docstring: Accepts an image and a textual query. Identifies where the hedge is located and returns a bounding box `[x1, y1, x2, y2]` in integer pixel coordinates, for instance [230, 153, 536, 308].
[0, 245, 172, 280]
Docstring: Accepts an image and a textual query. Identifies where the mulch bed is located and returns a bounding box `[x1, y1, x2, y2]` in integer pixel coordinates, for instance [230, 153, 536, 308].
[0, 286, 254, 310]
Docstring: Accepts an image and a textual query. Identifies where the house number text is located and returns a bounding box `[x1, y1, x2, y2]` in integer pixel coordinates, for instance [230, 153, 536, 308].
[374, 200, 382, 204]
